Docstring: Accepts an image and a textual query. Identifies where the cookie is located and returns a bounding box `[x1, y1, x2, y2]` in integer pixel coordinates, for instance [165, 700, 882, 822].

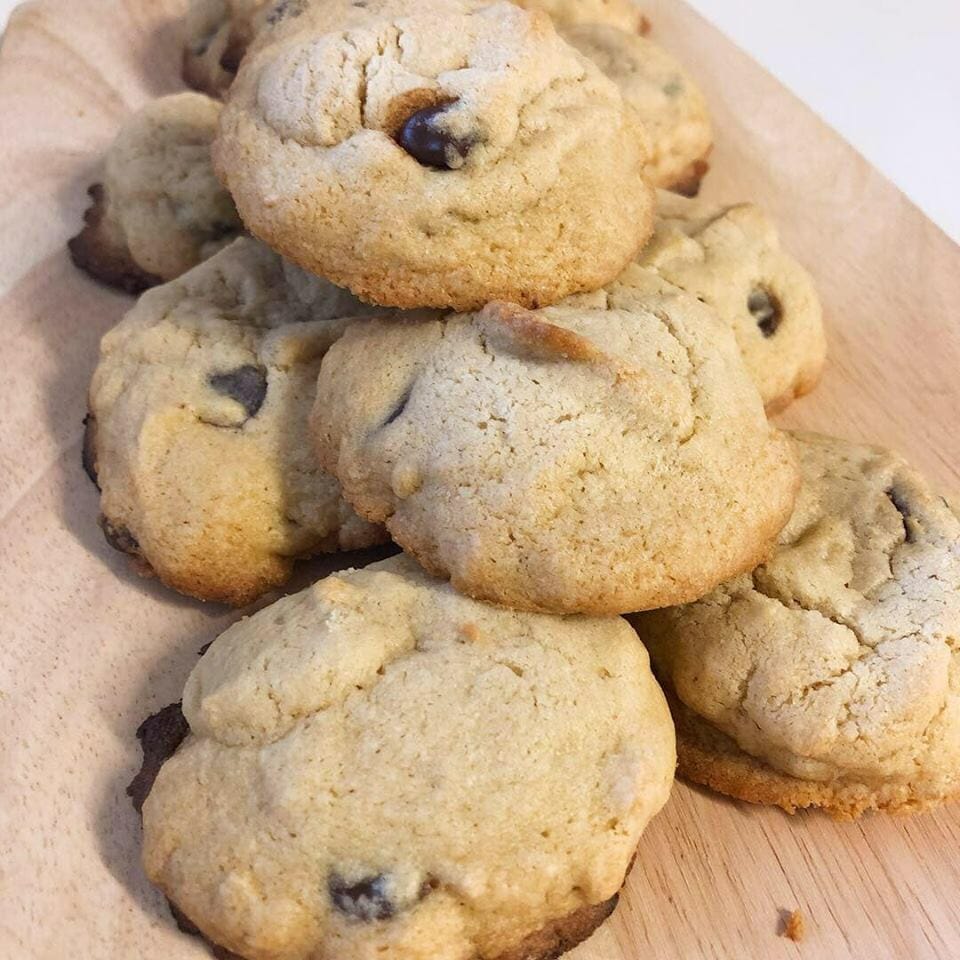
[634, 432, 960, 818]
[514, 0, 650, 34]
[69, 93, 242, 293]
[630, 191, 826, 412]
[139, 554, 675, 960]
[183, 0, 268, 96]
[213, 0, 656, 310]
[563, 24, 711, 193]
[312, 283, 799, 615]
[87, 237, 389, 606]
[184, 0, 650, 98]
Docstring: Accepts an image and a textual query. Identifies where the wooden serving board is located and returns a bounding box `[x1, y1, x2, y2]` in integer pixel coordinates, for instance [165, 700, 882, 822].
[1, 1, 958, 958]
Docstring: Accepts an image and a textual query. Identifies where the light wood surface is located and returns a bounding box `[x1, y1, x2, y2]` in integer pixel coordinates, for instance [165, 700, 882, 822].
[1, 2, 958, 959]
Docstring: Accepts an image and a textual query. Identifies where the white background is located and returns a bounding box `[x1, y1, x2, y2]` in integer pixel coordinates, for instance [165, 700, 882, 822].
[1, 0, 958, 241]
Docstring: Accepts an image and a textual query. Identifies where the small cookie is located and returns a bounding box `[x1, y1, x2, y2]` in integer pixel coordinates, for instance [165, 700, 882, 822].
[69, 93, 241, 293]
[214, 0, 655, 310]
[139, 554, 676, 960]
[630, 191, 826, 412]
[87, 237, 388, 606]
[312, 284, 799, 615]
[183, 0, 268, 96]
[514, 0, 650, 34]
[634, 432, 960, 818]
[563, 24, 711, 193]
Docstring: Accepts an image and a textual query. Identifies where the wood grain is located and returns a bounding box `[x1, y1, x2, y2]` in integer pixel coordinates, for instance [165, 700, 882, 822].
[1, 1, 958, 959]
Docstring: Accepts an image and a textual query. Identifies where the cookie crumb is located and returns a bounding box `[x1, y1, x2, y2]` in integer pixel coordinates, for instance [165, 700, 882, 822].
[781, 908, 805, 942]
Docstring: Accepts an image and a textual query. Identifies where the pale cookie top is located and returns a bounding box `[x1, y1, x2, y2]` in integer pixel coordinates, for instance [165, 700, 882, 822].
[631, 191, 826, 412]
[514, 0, 649, 33]
[214, 0, 655, 310]
[102, 92, 242, 281]
[563, 24, 711, 192]
[640, 432, 960, 805]
[312, 283, 799, 615]
[142, 555, 675, 960]
[89, 238, 386, 606]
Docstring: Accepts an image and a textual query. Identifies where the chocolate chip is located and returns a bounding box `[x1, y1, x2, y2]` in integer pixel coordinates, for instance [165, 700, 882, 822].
[397, 103, 474, 170]
[663, 79, 684, 97]
[748, 287, 782, 337]
[886, 487, 916, 543]
[82, 414, 100, 490]
[207, 221, 239, 242]
[267, 0, 306, 24]
[381, 388, 412, 428]
[100, 517, 141, 556]
[127, 702, 189, 814]
[208, 365, 268, 419]
[329, 874, 396, 922]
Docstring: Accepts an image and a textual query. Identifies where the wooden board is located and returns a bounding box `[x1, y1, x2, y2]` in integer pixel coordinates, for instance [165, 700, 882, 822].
[1, 1, 958, 958]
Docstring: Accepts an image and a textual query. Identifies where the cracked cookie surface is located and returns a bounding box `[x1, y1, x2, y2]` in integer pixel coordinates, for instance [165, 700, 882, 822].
[631, 191, 826, 412]
[87, 237, 388, 606]
[214, 0, 655, 310]
[633, 432, 960, 817]
[311, 283, 798, 615]
[140, 554, 675, 960]
[69, 93, 242, 292]
[563, 24, 711, 193]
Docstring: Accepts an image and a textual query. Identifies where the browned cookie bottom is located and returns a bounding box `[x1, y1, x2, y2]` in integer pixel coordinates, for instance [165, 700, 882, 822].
[494, 895, 620, 960]
[68, 184, 160, 294]
[669, 689, 951, 820]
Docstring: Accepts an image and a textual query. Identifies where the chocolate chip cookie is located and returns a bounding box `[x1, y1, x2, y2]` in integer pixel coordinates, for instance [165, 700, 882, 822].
[138, 554, 676, 960]
[213, 0, 656, 310]
[87, 237, 388, 605]
[634, 432, 960, 818]
[312, 283, 799, 615]
[563, 24, 712, 193]
[69, 93, 241, 293]
[630, 191, 826, 412]
[183, 0, 269, 96]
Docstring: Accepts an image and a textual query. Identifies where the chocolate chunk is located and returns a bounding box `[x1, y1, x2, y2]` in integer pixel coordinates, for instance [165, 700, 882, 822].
[663, 79, 684, 97]
[100, 517, 141, 557]
[748, 287, 782, 337]
[208, 365, 268, 419]
[886, 487, 916, 543]
[329, 873, 396, 922]
[397, 103, 474, 170]
[82, 414, 100, 490]
[127, 702, 189, 814]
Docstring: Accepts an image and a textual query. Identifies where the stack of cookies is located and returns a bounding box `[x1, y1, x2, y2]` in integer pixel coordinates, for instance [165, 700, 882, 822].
[69, 1, 960, 957]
